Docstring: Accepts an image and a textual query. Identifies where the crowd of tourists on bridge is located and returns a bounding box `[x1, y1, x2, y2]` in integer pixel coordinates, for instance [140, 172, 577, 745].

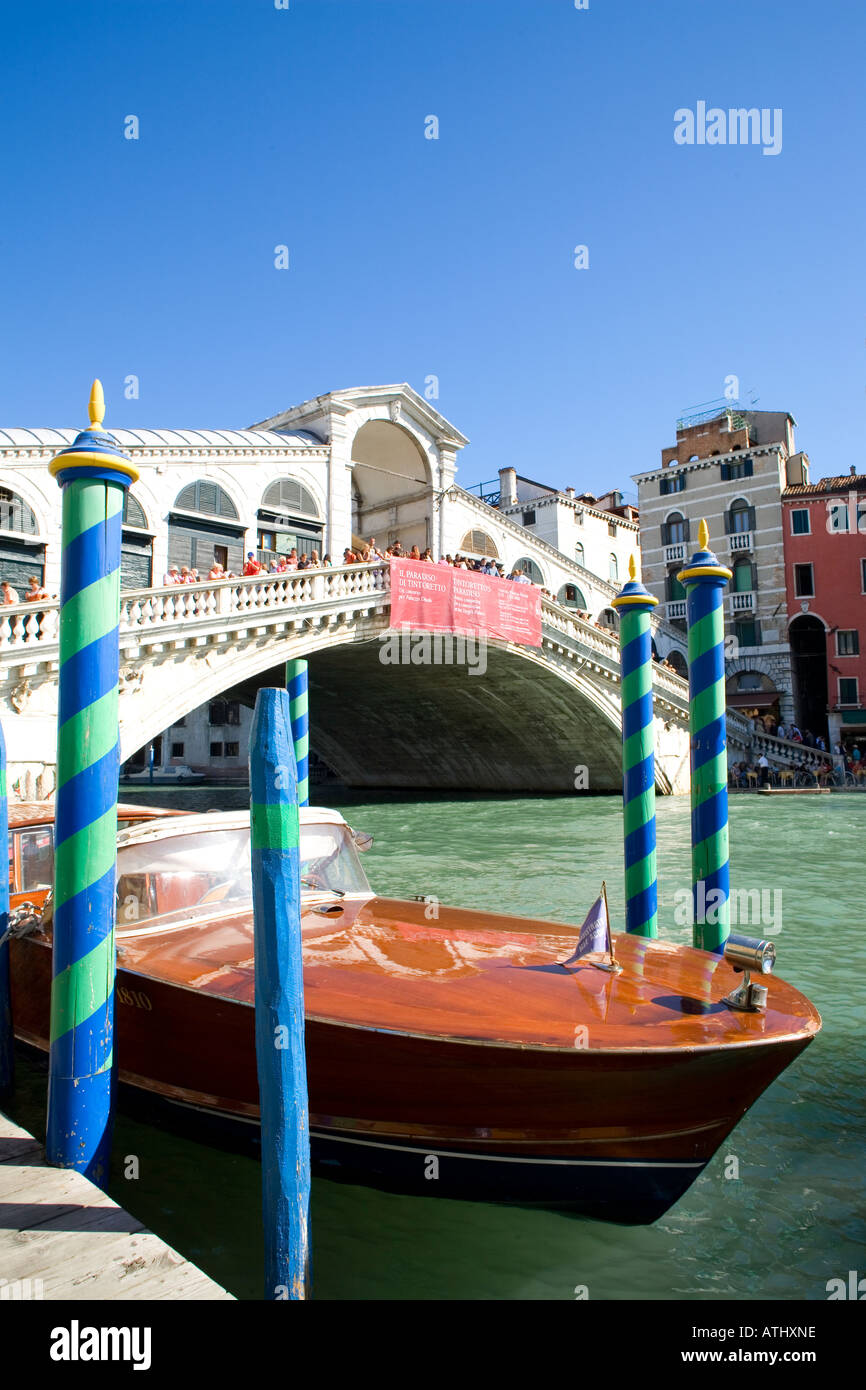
[0, 577, 51, 605]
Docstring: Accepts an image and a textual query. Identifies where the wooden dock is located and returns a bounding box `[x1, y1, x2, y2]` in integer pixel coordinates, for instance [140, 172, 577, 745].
[0, 1114, 234, 1300]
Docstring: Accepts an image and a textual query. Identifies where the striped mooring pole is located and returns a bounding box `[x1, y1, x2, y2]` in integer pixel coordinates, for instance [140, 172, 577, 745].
[249, 687, 311, 1300]
[0, 720, 12, 1096]
[611, 555, 659, 938]
[45, 381, 138, 1184]
[677, 520, 733, 954]
[286, 658, 309, 807]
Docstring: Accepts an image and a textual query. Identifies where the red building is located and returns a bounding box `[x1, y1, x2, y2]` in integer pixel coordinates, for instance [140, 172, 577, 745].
[782, 472, 866, 752]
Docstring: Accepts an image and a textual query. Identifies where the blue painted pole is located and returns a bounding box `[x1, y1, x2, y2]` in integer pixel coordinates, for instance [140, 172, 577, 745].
[46, 380, 137, 1185]
[249, 687, 311, 1300]
[0, 721, 12, 1097]
[677, 519, 733, 953]
[611, 556, 659, 938]
[285, 659, 309, 807]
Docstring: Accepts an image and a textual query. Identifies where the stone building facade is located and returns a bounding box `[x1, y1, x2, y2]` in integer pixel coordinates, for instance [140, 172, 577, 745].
[633, 404, 810, 725]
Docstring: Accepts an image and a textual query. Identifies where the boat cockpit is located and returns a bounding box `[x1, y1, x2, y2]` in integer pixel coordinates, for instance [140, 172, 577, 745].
[113, 809, 374, 936]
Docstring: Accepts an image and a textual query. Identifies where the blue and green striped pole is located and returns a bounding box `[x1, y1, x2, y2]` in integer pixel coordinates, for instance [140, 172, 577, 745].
[677, 520, 733, 954]
[286, 658, 309, 807]
[250, 687, 311, 1300]
[0, 721, 12, 1096]
[611, 556, 659, 938]
[46, 380, 138, 1184]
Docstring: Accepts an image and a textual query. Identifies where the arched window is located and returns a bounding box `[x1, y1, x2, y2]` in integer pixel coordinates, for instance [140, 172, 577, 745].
[261, 478, 320, 518]
[667, 650, 688, 677]
[0, 486, 44, 590]
[574, 541, 585, 566]
[662, 511, 688, 545]
[258, 477, 324, 566]
[558, 583, 587, 610]
[460, 530, 499, 559]
[609, 553, 618, 583]
[122, 492, 148, 529]
[598, 607, 619, 632]
[0, 488, 38, 535]
[727, 498, 754, 534]
[514, 557, 543, 585]
[169, 480, 244, 576]
[173, 480, 239, 519]
[121, 492, 153, 590]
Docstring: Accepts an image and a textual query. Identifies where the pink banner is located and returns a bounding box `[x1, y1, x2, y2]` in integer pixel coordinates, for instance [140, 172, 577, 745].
[389, 559, 541, 646]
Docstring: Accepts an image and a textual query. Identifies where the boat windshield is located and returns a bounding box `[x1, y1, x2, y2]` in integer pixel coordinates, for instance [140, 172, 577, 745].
[115, 821, 371, 929]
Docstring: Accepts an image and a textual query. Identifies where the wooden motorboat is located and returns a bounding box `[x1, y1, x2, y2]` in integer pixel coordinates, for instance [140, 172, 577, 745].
[6, 806, 820, 1223]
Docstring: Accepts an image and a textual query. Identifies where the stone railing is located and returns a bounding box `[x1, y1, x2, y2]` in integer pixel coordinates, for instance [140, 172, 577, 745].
[0, 562, 390, 665]
[750, 730, 831, 771]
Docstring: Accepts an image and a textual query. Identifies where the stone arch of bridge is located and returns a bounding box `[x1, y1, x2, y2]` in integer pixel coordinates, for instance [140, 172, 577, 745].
[118, 620, 673, 794]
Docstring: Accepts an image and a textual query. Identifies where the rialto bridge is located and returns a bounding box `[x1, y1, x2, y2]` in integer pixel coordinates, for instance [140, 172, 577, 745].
[0, 561, 757, 800]
[0, 382, 752, 798]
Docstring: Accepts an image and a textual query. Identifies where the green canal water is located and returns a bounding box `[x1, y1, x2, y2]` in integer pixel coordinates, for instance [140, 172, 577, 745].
[8, 790, 865, 1300]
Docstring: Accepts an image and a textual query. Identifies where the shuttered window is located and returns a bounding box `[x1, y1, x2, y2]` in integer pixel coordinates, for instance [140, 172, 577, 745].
[174, 481, 239, 519]
[0, 540, 45, 592]
[261, 479, 320, 517]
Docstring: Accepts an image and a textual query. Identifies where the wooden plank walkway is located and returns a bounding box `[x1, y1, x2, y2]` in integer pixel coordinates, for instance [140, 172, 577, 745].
[0, 1114, 234, 1300]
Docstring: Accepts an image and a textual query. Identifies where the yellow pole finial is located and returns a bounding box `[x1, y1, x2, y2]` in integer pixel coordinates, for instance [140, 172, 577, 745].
[628, 553, 637, 581]
[88, 379, 105, 430]
[698, 518, 709, 550]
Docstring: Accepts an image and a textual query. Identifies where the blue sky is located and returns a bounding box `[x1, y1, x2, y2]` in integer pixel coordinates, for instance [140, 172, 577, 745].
[2, 0, 863, 497]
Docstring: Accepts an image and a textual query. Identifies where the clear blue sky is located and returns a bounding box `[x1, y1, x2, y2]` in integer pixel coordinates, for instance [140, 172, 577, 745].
[2, 0, 863, 497]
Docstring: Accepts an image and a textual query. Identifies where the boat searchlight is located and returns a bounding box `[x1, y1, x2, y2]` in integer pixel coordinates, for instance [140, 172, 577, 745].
[722, 933, 776, 1013]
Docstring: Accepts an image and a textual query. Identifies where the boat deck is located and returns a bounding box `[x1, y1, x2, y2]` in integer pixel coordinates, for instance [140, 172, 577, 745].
[0, 1114, 234, 1300]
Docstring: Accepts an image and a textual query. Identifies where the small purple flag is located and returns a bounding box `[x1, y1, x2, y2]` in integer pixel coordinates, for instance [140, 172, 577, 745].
[560, 892, 610, 966]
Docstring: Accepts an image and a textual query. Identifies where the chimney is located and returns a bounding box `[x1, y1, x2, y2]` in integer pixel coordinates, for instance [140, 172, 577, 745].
[851, 466, 857, 476]
[498, 466, 518, 506]
[566, 486, 575, 499]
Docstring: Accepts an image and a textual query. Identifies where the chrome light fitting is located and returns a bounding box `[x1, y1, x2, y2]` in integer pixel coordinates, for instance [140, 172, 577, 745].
[723, 933, 776, 1012]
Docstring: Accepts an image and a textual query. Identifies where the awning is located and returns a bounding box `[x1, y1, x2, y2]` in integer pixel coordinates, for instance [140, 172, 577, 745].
[840, 710, 866, 725]
[726, 691, 779, 708]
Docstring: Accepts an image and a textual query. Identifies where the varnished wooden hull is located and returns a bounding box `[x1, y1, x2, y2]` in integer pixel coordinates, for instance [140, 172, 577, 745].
[9, 915, 816, 1222]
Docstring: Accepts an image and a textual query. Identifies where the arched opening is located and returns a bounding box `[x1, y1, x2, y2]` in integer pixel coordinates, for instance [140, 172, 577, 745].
[725, 669, 780, 730]
[789, 615, 828, 737]
[598, 607, 619, 633]
[667, 649, 688, 678]
[351, 420, 432, 555]
[513, 556, 543, 585]
[557, 582, 587, 611]
[257, 477, 323, 568]
[727, 497, 755, 535]
[608, 553, 619, 583]
[0, 486, 45, 592]
[121, 491, 153, 590]
[574, 541, 585, 567]
[662, 511, 687, 545]
[459, 529, 499, 560]
[169, 480, 245, 577]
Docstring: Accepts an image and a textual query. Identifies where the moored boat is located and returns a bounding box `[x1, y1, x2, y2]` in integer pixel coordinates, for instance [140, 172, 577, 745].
[7, 806, 820, 1223]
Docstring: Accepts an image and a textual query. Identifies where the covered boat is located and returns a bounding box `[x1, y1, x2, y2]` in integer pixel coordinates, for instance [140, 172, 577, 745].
[7, 807, 820, 1223]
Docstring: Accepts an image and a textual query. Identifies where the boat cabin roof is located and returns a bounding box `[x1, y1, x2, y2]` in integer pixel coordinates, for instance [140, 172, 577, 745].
[115, 806, 350, 849]
[9, 800, 187, 830]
